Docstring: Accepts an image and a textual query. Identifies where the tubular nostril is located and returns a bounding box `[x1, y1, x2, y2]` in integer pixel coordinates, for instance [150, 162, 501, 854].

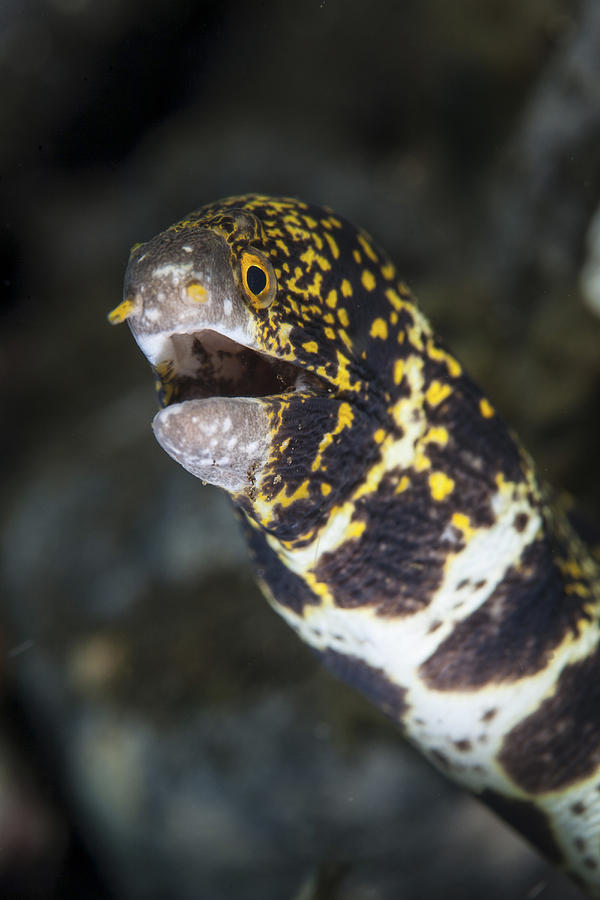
[107, 296, 141, 325]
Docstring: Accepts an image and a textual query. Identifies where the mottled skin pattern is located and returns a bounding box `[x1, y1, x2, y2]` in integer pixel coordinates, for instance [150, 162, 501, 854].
[112, 195, 600, 895]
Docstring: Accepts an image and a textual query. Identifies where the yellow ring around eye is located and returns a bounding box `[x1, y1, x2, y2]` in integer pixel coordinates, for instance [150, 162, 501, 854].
[240, 249, 277, 309]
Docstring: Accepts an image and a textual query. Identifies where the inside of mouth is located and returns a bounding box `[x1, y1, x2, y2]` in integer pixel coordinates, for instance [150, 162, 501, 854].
[155, 329, 329, 406]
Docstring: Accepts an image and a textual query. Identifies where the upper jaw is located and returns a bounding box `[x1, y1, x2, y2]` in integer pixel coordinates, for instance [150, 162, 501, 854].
[123, 226, 258, 371]
[121, 228, 331, 407]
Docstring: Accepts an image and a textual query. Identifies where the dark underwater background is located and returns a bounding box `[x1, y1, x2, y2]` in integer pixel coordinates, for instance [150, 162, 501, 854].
[1, 1, 600, 897]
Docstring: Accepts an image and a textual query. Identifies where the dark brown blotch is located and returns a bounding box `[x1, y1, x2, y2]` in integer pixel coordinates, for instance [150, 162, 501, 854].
[419, 534, 588, 690]
[315, 470, 460, 616]
[498, 651, 600, 793]
[514, 512, 529, 532]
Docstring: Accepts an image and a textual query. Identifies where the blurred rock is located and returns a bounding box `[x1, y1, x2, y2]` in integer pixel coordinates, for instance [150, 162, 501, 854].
[0, 718, 67, 898]
[581, 203, 600, 317]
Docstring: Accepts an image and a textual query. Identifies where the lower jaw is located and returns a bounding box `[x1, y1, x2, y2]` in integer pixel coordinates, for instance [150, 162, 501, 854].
[152, 394, 273, 494]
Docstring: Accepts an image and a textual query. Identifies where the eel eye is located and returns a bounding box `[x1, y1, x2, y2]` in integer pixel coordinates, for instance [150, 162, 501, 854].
[240, 249, 276, 309]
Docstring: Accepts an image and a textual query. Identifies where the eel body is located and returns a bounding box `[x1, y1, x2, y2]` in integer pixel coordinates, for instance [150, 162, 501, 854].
[110, 195, 600, 894]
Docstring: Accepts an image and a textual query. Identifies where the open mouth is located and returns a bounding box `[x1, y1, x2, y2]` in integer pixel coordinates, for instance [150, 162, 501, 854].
[155, 329, 330, 407]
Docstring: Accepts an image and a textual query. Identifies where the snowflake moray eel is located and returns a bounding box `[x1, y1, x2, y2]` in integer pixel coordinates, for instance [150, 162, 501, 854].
[110, 194, 600, 895]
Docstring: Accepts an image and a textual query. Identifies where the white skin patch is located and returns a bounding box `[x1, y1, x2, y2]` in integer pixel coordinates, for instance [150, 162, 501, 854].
[223, 298, 233, 317]
[151, 262, 194, 282]
[143, 306, 161, 323]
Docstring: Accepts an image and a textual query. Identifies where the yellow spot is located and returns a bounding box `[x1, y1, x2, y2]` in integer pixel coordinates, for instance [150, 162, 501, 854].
[300, 246, 317, 270]
[308, 272, 323, 297]
[559, 557, 583, 579]
[358, 234, 378, 262]
[339, 330, 353, 353]
[451, 512, 476, 540]
[186, 283, 208, 303]
[374, 428, 386, 444]
[325, 327, 336, 340]
[326, 289, 337, 308]
[337, 307, 349, 327]
[480, 397, 495, 418]
[566, 583, 591, 598]
[107, 298, 136, 324]
[352, 458, 387, 500]
[385, 287, 405, 311]
[362, 269, 376, 292]
[276, 478, 311, 508]
[341, 278, 353, 298]
[303, 571, 333, 601]
[311, 402, 354, 472]
[370, 318, 388, 340]
[428, 341, 462, 378]
[303, 215, 318, 229]
[424, 426, 449, 446]
[395, 475, 410, 494]
[324, 313, 335, 324]
[347, 520, 366, 541]
[393, 359, 404, 385]
[353, 249, 362, 264]
[338, 402, 354, 429]
[390, 311, 398, 325]
[414, 450, 431, 472]
[381, 262, 395, 280]
[321, 483, 332, 496]
[276, 239, 290, 256]
[426, 380, 452, 407]
[303, 341, 319, 353]
[335, 350, 360, 390]
[429, 471, 455, 502]
[324, 232, 340, 259]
